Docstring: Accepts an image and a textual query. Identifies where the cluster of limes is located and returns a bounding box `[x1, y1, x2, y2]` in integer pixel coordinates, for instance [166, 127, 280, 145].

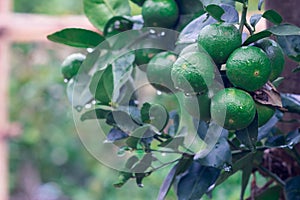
[144, 22, 284, 131]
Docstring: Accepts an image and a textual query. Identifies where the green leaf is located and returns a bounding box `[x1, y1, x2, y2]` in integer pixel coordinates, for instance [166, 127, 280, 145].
[196, 137, 232, 169]
[205, 4, 225, 22]
[83, 0, 131, 31]
[243, 31, 272, 45]
[80, 107, 112, 121]
[176, 162, 220, 200]
[255, 185, 281, 200]
[277, 35, 300, 62]
[235, 112, 258, 151]
[113, 171, 132, 188]
[106, 128, 129, 143]
[106, 110, 140, 132]
[104, 16, 134, 37]
[293, 66, 300, 73]
[158, 155, 194, 200]
[67, 73, 93, 112]
[141, 103, 169, 132]
[281, 93, 300, 114]
[131, 153, 153, 173]
[272, 77, 284, 88]
[262, 10, 283, 25]
[285, 176, 300, 200]
[240, 161, 252, 200]
[89, 65, 114, 104]
[47, 28, 104, 48]
[268, 24, 300, 36]
[126, 125, 151, 149]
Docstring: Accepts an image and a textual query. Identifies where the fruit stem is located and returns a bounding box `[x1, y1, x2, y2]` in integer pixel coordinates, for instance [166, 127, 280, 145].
[239, 2, 248, 33]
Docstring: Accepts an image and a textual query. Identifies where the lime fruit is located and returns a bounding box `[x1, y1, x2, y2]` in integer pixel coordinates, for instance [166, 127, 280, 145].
[226, 46, 271, 92]
[197, 23, 242, 65]
[147, 51, 177, 93]
[171, 52, 215, 94]
[135, 48, 162, 72]
[61, 53, 85, 80]
[255, 38, 285, 81]
[211, 88, 256, 130]
[142, 0, 179, 28]
[255, 102, 275, 127]
[180, 43, 206, 56]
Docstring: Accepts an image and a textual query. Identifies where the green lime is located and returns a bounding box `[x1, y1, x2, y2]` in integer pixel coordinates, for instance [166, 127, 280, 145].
[142, 0, 179, 28]
[147, 51, 177, 93]
[255, 102, 275, 127]
[171, 51, 215, 94]
[183, 92, 211, 122]
[180, 43, 206, 56]
[61, 53, 85, 80]
[197, 23, 242, 65]
[255, 38, 285, 81]
[211, 88, 256, 130]
[135, 48, 162, 72]
[226, 46, 271, 92]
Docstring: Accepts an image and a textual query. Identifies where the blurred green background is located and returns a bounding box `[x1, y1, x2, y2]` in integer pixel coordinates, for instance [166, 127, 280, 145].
[9, 0, 263, 199]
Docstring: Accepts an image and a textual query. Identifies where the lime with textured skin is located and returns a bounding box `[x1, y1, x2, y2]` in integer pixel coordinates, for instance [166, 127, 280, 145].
[135, 48, 162, 72]
[147, 51, 177, 93]
[197, 23, 242, 65]
[180, 43, 206, 56]
[226, 46, 271, 92]
[255, 38, 285, 81]
[211, 88, 256, 130]
[142, 0, 179, 28]
[61, 53, 85, 80]
[171, 51, 215, 93]
[183, 92, 211, 122]
[255, 102, 275, 127]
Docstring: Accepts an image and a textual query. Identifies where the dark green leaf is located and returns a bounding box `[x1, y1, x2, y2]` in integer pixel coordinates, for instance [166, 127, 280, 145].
[106, 128, 129, 143]
[285, 176, 300, 200]
[269, 24, 300, 36]
[168, 110, 180, 136]
[83, 0, 131, 31]
[67, 73, 93, 111]
[113, 171, 132, 188]
[235, 112, 258, 151]
[130, 0, 145, 6]
[125, 156, 139, 169]
[104, 16, 134, 37]
[240, 161, 252, 200]
[141, 103, 169, 132]
[205, 4, 225, 22]
[281, 93, 300, 114]
[158, 154, 194, 200]
[80, 107, 112, 121]
[286, 129, 300, 147]
[258, 0, 264, 10]
[89, 65, 114, 104]
[125, 125, 152, 149]
[196, 137, 232, 169]
[131, 153, 153, 173]
[293, 66, 300, 73]
[255, 185, 281, 200]
[258, 110, 284, 141]
[262, 10, 283, 25]
[250, 14, 262, 29]
[277, 35, 300, 62]
[265, 135, 286, 147]
[141, 103, 151, 123]
[112, 52, 135, 103]
[178, 4, 238, 44]
[272, 77, 284, 88]
[176, 162, 220, 200]
[158, 137, 185, 150]
[106, 110, 140, 132]
[243, 30, 272, 45]
[47, 28, 104, 48]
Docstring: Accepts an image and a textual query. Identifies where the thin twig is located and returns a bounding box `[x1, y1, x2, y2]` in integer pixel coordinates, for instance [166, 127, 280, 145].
[258, 166, 286, 187]
[239, 2, 248, 33]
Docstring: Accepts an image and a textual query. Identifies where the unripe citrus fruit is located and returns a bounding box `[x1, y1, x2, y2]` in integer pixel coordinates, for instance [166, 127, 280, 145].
[135, 48, 162, 71]
[211, 88, 256, 130]
[197, 23, 242, 65]
[142, 0, 179, 28]
[226, 46, 271, 92]
[61, 53, 85, 80]
[147, 51, 177, 93]
[171, 52, 215, 94]
[255, 38, 285, 81]
[255, 102, 275, 127]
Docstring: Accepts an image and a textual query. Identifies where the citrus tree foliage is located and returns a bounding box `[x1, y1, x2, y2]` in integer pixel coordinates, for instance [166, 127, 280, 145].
[48, 0, 300, 199]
